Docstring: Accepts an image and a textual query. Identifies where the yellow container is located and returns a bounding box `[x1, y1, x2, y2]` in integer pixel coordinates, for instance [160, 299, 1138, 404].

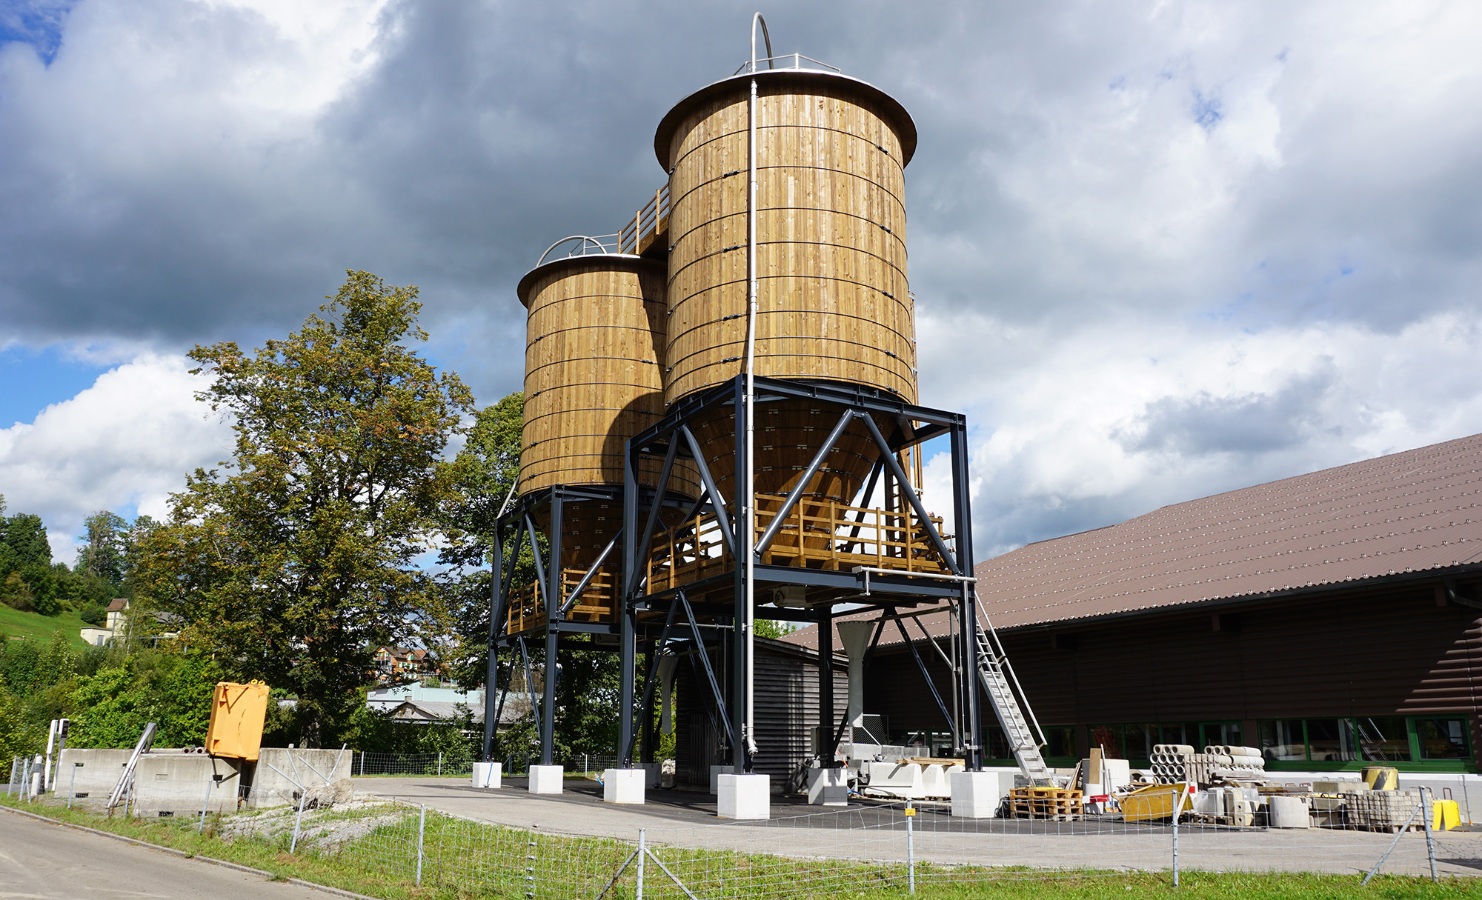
[1433, 799, 1461, 831]
[204, 681, 270, 761]
[1121, 783, 1191, 823]
[1362, 766, 1399, 791]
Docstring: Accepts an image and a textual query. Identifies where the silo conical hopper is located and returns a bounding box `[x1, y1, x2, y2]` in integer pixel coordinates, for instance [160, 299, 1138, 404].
[518, 250, 699, 577]
[655, 66, 919, 518]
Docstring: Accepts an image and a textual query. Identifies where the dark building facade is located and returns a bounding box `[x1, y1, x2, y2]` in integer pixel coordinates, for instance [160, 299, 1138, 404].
[792, 433, 1482, 775]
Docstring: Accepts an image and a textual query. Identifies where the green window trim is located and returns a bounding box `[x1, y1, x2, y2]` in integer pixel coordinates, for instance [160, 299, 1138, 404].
[1257, 716, 1473, 772]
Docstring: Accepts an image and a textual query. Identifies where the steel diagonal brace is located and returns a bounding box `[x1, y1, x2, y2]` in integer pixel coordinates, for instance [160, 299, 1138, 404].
[858, 414, 960, 574]
[679, 424, 735, 554]
[893, 614, 957, 746]
[522, 511, 548, 600]
[679, 590, 735, 748]
[754, 408, 858, 555]
[632, 437, 683, 596]
[626, 597, 684, 761]
[559, 526, 620, 617]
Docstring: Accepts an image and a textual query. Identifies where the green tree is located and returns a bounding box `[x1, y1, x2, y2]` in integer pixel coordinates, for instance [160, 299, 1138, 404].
[135, 271, 473, 745]
[76, 510, 129, 586]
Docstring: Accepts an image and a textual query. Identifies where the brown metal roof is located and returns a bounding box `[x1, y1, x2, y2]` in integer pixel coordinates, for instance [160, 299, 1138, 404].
[784, 432, 1482, 648]
[981, 432, 1482, 628]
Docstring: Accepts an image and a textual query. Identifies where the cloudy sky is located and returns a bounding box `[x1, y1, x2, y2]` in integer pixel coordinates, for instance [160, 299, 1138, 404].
[2, 0, 1479, 564]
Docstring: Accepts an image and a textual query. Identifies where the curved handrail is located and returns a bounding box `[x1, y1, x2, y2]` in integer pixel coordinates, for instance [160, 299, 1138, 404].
[534, 234, 618, 266]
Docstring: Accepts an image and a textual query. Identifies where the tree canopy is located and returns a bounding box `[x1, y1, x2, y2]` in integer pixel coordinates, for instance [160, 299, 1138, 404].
[135, 270, 473, 744]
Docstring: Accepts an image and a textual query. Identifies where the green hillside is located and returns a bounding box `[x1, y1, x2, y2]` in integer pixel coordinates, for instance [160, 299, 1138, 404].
[0, 605, 91, 650]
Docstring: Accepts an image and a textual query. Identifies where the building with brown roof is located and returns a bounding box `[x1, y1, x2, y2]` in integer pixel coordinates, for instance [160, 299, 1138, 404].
[785, 432, 1482, 775]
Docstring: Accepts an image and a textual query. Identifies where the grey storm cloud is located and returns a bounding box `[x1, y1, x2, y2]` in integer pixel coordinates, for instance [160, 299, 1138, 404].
[4, 0, 1482, 562]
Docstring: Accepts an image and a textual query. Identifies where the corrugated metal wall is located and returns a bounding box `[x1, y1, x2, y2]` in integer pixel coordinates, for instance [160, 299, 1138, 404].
[865, 581, 1482, 768]
[672, 640, 848, 789]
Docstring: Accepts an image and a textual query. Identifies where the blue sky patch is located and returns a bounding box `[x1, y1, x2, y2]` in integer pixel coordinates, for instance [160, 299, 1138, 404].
[1191, 89, 1224, 130]
[0, 344, 108, 428]
[0, 1, 75, 65]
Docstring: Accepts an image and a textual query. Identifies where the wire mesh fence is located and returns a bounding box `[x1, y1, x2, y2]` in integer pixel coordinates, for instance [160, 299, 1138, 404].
[313, 786, 1477, 898]
[350, 751, 625, 778]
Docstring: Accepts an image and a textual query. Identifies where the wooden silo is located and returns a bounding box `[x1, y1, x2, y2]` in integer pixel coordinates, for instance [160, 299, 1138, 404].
[517, 253, 698, 575]
[655, 68, 919, 507]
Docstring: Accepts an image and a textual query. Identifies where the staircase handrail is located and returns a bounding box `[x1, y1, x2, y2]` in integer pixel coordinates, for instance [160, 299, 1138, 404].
[974, 595, 1048, 753]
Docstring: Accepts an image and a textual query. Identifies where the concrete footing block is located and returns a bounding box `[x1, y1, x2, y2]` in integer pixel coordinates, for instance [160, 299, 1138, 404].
[603, 769, 646, 804]
[528, 764, 564, 794]
[472, 762, 502, 789]
[950, 770, 1008, 818]
[806, 767, 849, 806]
[709, 764, 735, 795]
[717, 773, 770, 819]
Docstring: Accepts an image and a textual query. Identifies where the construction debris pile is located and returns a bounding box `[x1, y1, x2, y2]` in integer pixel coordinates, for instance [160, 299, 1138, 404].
[1005, 747, 1461, 833]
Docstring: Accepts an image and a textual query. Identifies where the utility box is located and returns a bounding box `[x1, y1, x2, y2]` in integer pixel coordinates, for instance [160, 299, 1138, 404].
[204, 682, 270, 761]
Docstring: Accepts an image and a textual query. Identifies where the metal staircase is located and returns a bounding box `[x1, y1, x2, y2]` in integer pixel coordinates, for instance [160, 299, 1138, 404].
[973, 607, 1052, 785]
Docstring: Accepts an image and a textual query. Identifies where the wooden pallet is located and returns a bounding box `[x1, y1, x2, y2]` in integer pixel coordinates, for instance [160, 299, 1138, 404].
[1010, 787, 1084, 821]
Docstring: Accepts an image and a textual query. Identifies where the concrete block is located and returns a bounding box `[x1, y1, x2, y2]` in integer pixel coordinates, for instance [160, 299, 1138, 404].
[951, 770, 1010, 818]
[603, 769, 646, 804]
[529, 764, 564, 794]
[56, 749, 134, 801]
[806, 767, 849, 806]
[251, 748, 353, 808]
[472, 762, 502, 789]
[709, 764, 734, 795]
[861, 760, 923, 799]
[717, 773, 770, 819]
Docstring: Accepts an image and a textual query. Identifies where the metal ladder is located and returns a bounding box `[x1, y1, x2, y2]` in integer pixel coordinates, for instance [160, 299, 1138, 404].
[973, 608, 1052, 785]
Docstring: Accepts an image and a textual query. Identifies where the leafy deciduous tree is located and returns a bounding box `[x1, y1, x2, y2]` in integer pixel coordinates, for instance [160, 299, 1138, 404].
[134, 270, 473, 745]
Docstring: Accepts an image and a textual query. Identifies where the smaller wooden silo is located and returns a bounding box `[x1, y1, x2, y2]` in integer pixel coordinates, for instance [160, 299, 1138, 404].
[517, 251, 699, 582]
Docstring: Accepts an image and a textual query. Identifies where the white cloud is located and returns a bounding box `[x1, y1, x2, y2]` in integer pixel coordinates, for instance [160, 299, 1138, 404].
[0, 354, 231, 562]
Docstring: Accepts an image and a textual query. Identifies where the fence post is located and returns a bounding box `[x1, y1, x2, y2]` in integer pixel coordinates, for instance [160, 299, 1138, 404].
[359, 751, 365, 777]
[67, 763, 81, 809]
[437, 752, 443, 777]
[1171, 794, 1181, 888]
[8, 756, 17, 794]
[637, 828, 647, 900]
[289, 788, 309, 853]
[906, 804, 916, 894]
[198, 776, 215, 833]
[416, 804, 427, 886]
[1421, 787, 1438, 882]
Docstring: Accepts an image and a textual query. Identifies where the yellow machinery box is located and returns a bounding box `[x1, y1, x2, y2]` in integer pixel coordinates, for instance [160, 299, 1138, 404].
[204, 681, 269, 761]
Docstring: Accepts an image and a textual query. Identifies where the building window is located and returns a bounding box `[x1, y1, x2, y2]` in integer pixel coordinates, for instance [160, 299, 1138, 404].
[1259, 716, 1471, 768]
[1416, 718, 1470, 760]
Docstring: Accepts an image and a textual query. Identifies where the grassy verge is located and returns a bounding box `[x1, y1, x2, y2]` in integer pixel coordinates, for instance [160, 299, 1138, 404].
[1, 792, 1471, 899]
[0, 606, 90, 650]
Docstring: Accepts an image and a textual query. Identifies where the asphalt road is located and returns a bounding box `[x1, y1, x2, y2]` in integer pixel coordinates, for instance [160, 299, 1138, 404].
[0, 807, 333, 899]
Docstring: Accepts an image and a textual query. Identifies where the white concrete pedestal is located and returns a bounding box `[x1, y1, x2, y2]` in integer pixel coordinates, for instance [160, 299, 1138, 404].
[709, 764, 735, 795]
[603, 768, 646, 804]
[528, 764, 564, 795]
[806, 767, 849, 806]
[950, 770, 1008, 818]
[717, 773, 770, 819]
[472, 761, 502, 789]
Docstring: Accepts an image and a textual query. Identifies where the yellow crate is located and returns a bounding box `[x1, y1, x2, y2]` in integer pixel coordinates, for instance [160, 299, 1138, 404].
[204, 681, 270, 761]
[1121, 783, 1191, 823]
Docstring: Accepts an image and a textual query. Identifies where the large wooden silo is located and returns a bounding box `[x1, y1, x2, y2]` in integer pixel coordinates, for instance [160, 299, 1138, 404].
[655, 68, 919, 507]
[517, 253, 698, 573]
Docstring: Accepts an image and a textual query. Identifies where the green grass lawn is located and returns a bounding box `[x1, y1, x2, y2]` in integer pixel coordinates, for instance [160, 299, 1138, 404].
[0, 605, 91, 650]
[2, 792, 1473, 900]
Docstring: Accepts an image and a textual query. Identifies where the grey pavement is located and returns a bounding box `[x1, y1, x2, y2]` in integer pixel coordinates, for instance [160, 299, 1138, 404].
[0, 806, 336, 898]
[355, 774, 1482, 879]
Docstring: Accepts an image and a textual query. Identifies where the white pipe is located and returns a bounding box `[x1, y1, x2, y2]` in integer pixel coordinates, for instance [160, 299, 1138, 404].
[741, 12, 768, 761]
[43, 719, 58, 792]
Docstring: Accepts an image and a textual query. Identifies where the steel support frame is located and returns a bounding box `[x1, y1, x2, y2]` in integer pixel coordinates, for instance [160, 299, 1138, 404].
[618, 374, 984, 775]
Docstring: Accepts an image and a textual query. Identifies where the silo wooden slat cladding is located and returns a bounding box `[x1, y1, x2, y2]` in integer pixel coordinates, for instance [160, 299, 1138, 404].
[655, 70, 919, 508]
[518, 255, 700, 500]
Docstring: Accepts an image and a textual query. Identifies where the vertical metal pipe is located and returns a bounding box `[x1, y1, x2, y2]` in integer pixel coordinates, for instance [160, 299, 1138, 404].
[819, 609, 834, 759]
[637, 828, 648, 900]
[416, 804, 427, 886]
[1422, 786, 1438, 882]
[950, 417, 982, 770]
[619, 441, 640, 764]
[483, 519, 506, 761]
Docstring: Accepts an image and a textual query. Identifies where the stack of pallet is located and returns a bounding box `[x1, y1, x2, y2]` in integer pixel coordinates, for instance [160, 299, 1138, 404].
[1348, 789, 1428, 833]
[1009, 786, 1084, 821]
